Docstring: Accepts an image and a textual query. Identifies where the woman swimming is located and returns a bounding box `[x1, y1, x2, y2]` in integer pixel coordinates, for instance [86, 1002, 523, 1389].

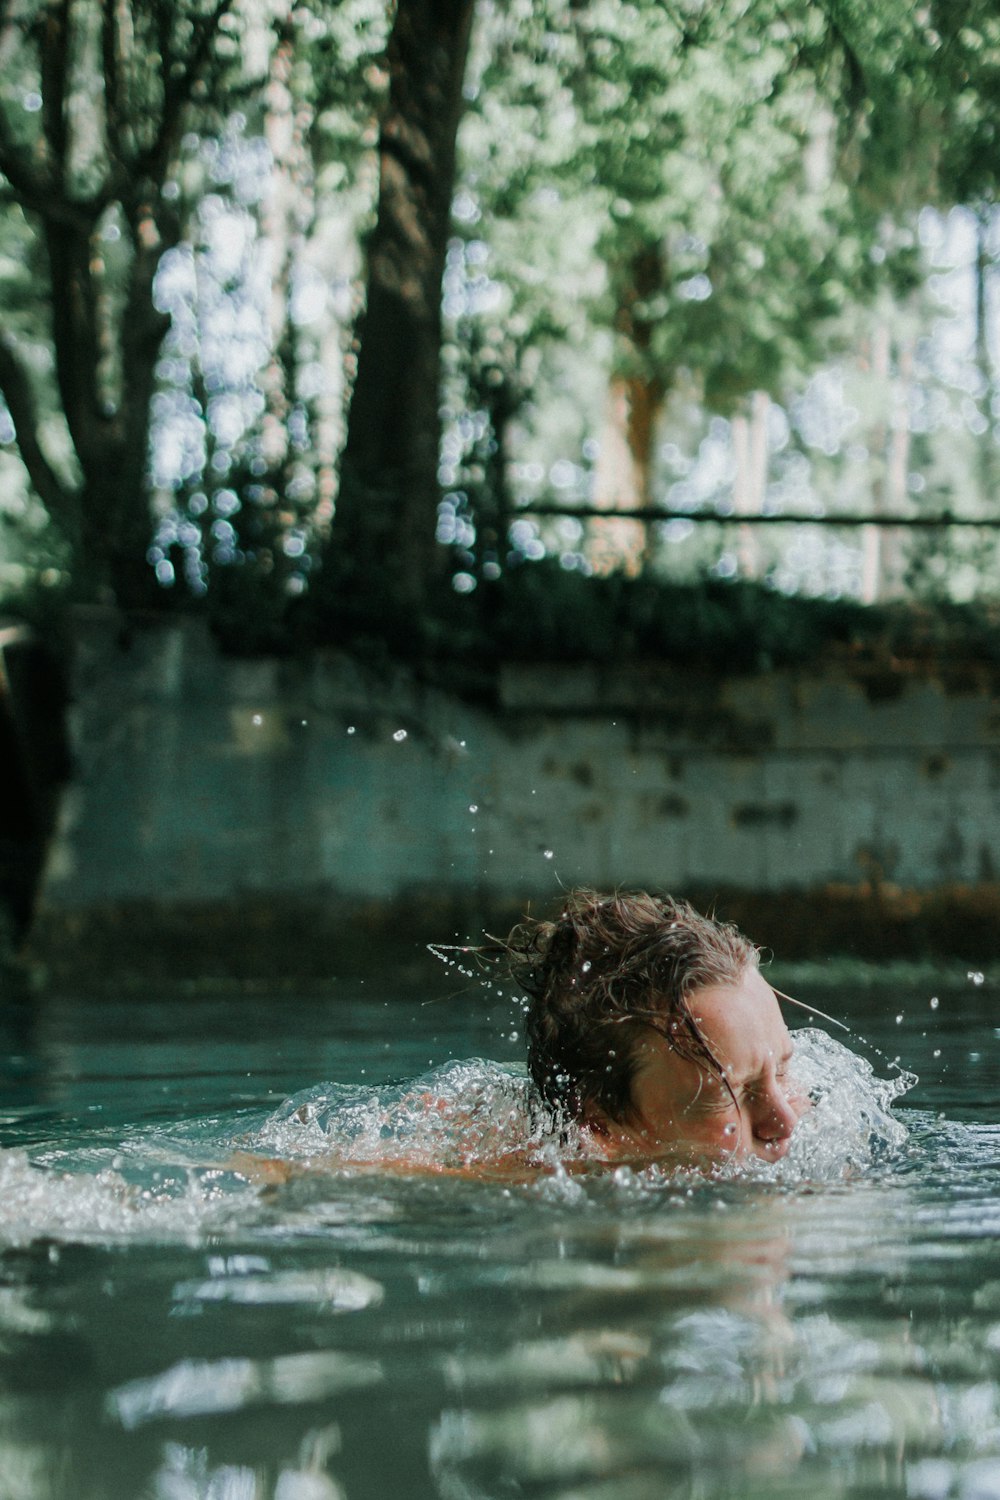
[494, 888, 808, 1168]
[240, 889, 811, 1181]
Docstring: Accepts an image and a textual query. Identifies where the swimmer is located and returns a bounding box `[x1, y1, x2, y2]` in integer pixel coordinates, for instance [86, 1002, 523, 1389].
[495, 887, 809, 1168]
[237, 889, 809, 1184]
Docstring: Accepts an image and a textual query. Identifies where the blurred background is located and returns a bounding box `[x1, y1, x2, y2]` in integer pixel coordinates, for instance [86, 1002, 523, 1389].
[1, 0, 1000, 982]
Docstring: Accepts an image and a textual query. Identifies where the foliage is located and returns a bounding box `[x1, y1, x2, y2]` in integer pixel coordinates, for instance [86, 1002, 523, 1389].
[435, 0, 1000, 598]
[0, 0, 386, 611]
[298, 549, 1000, 688]
[0, 0, 260, 605]
[449, 0, 927, 434]
[148, 0, 387, 613]
[1, 0, 1000, 647]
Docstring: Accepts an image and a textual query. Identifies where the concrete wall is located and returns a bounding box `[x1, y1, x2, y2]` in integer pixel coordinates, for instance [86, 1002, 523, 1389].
[38, 613, 1000, 918]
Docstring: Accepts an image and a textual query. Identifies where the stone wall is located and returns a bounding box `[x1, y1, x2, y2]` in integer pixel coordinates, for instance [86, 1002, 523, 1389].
[38, 614, 1000, 939]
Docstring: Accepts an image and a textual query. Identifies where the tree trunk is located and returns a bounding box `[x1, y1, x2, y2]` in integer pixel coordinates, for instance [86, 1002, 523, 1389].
[45, 211, 170, 610]
[331, 0, 476, 618]
[109, 220, 172, 608]
[588, 244, 667, 575]
[0, 0, 235, 615]
[590, 375, 666, 575]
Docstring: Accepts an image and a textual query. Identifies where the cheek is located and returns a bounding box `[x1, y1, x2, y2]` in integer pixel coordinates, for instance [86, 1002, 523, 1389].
[679, 1114, 753, 1165]
[677, 1108, 748, 1150]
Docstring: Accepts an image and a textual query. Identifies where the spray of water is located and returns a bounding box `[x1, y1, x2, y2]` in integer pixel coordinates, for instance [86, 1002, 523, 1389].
[726, 1028, 916, 1183]
[249, 1027, 914, 1185]
[251, 1060, 565, 1171]
[0, 1017, 916, 1245]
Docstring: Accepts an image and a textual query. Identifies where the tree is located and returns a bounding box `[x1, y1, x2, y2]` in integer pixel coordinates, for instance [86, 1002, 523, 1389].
[326, 0, 477, 630]
[439, 0, 1000, 596]
[0, 0, 243, 610]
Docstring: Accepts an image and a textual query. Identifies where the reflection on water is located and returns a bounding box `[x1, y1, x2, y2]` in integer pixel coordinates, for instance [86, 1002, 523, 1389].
[0, 976, 998, 1498]
[110, 1349, 384, 1429]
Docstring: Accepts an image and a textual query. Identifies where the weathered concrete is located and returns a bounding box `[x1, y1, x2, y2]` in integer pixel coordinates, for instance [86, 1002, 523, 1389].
[38, 613, 1000, 936]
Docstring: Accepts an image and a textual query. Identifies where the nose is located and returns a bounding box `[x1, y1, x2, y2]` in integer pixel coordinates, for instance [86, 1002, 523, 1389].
[751, 1085, 799, 1145]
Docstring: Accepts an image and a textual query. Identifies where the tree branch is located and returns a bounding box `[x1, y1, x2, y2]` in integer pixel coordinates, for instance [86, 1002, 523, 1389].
[43, 221, 109, 478]
[137, 0, 236, 183]
[0, 1, 103, 231]
[40, 0, 72, 186]
[0, 333, 74, 530]
[0, 104, 103, 233]
[101, 0, 125, 166]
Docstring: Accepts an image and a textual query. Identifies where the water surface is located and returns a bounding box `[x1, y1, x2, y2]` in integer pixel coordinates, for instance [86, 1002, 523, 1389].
[0, 963, 997, 1500]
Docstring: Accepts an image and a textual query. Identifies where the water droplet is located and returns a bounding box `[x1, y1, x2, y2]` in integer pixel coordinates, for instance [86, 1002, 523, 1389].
[252, 714, 262, 726]
[582, 961, 592, 973]
[895, 1013, 903, 1025]
[970, 1051, 982, 1062]
[347, 726, 356, 735]
[723, 1124, 737, 1138]
[968, 971, 985, 986]
[469, 804, 478, 813]
[393, 729, 408, 742]
[508, 1030, 519, 1042]
[543, 849, 554, 860]
[933, 1048, 941, 1058]
[930, 996, 939, 1010]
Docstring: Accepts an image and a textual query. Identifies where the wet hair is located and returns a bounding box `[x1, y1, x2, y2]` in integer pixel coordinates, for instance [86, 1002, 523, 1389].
[498, 888, 759, 1125]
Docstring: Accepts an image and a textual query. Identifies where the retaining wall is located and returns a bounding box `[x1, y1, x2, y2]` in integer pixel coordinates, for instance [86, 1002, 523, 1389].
[38, 615, 1000, 930]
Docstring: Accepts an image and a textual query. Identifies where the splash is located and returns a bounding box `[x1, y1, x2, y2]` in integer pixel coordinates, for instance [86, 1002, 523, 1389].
[0, 1031, 916, 1246]
[0, 1145, 257, 1248]
[251, 1060, 565, 1171]
[250, 1031, 914, 1185]
[740, 1027, 916, 1183]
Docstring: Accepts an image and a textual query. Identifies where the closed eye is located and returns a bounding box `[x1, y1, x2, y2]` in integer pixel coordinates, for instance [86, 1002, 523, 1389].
[699, 1095, 738, 1114]
[688, 1080, 738, 1114]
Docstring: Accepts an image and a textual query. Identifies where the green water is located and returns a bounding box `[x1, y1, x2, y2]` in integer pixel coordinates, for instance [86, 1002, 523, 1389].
[0, 965, 998, 1500]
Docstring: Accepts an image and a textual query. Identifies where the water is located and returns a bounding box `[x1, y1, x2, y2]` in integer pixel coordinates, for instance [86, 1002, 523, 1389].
[0, 965, 999, 1499]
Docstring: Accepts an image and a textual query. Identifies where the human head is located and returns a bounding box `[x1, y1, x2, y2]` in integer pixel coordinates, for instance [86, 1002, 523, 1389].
[501, 888, 802, 1161]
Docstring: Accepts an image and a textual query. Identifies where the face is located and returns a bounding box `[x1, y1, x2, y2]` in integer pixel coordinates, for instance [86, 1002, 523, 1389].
[590, 968, 807, 1167]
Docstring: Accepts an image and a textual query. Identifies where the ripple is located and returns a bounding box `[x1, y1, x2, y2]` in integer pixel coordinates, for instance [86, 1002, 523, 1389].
[108, 1350, 384, 1429]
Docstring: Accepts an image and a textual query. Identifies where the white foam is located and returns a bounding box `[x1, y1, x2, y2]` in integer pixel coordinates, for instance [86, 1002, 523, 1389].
[251, 1059, 564, 1169]
[0, 1145, 255, 1247]
[719, 1027, 916, 1183]
[250, 1030, 914, 1185]
[0, 1030, 915, 1245]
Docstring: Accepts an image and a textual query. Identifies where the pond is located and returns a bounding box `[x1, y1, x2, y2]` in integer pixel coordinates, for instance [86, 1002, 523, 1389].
[0, 960, 998, 1500]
